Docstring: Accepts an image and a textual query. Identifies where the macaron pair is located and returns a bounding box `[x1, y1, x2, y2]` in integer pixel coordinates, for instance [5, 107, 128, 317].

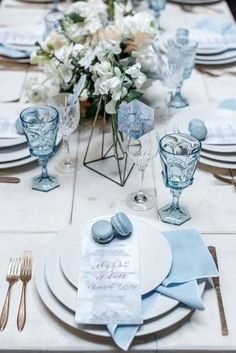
[91, 212, 133, 244]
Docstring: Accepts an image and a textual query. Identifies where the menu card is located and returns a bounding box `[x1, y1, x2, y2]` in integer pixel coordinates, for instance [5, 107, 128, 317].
[75, 225, 143, 325]
[203, 119, 236, 145]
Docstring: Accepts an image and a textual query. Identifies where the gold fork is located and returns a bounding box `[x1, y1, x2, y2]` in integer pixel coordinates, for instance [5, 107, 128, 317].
[0, 257, 21, 331]
[17, 250, 32, 331]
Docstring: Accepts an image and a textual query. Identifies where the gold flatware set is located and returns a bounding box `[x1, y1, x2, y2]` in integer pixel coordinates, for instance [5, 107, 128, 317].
[0, 250, 32, 332]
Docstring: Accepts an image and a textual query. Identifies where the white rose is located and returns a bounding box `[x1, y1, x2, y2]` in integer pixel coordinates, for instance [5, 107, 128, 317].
[25, 81, 48, 103]
[105, 100, 117, 114]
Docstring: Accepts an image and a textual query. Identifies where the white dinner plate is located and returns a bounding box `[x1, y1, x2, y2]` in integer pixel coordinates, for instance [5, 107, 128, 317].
[201, 150, 236, 163]
[44, 217, 178, 321]
[200, 156, 236, 169]
[196, 49, 236, 62]
[167, 106, 236, 153]
[0, 143, 29, 163]
[196, 56, 236, 65]
[60, 216, 172, 295]
[169, 0, 222, 4]
[0, 154, 37, 169]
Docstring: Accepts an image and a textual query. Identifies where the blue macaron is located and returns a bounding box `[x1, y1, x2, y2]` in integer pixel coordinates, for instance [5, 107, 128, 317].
[110, 212, 133, 238]
[188, 119, 208, 141]
[91, 220, 114, 244]
[15, 117, 24, 135]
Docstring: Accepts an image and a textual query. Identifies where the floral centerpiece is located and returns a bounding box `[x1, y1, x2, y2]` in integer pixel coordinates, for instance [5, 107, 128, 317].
[29, 0, 159, 185]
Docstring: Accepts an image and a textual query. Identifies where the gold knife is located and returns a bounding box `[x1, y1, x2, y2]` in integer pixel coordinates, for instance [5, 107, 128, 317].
[208, 246, 228, 336]
[0, 177, 20, 183]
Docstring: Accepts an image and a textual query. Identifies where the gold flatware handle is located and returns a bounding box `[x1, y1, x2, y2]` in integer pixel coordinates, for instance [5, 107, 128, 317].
[0, 177, 20, 184]
[17, 283, 26, 332]
[0, 284, 12, 331]
[216, 286, 228, 336]
[208, 246, 228, 336]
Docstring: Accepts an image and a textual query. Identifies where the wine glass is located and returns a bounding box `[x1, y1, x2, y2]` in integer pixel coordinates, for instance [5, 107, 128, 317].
[20, 105, 60, 192]
[125, 127, 159, 211]
[158, 133, 201, 225]
[49, 93, 80, 174]
[148, 0, 166, 31]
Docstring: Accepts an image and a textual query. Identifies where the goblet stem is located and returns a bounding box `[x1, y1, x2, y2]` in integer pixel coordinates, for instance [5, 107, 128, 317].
[170, 83, 188, 108]
[63, 136, 72, 166]
[135, 166, 147, 202]
[170, 188, 182, 211]
[38, 156, 49, 180]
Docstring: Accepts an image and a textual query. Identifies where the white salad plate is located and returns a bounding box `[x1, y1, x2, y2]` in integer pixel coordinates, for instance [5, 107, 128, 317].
[168, 106, 236, 153]
[35, 216, 206, 338]
[44, 217, 178, 321]
[60, 216, 172, 295]
[195, 56, 236, 65]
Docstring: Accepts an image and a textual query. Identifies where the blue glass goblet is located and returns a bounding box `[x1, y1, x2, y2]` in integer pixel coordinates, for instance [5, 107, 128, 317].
[169, 38, 198, 108]
[148, 0, 166, 31]
[158, 133, 201, 225]
[20, 105, 60, 192]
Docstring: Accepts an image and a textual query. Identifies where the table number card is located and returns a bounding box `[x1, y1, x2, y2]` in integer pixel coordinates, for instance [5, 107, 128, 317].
[75, 226, 143, 325]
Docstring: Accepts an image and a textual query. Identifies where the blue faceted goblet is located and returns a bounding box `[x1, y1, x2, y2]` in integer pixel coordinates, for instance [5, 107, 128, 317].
[158, 133, 201, 225]
[148, 0, 166, 31]
[20, 105, 60, 192]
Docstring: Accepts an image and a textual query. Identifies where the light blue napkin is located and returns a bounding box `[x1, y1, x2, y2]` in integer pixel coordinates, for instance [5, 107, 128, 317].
[108, 229, 218, 351]
[0, 44, 31, 59]
[218, 99, 236, 111]
[194, 19, 236, 36]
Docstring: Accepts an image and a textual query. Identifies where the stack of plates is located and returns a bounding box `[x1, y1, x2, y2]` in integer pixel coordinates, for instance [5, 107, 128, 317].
[0, 104, 37, 169]
[167, 106, 236, 170]
[0, 25, 43, 63]
[169, 0, 222, 4]
[159, 25, 236, 66]
[35, 215, 205, 340]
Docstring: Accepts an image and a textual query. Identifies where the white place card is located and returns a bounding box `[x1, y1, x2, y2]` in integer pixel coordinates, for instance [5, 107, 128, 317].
[75, 225, 143, 325]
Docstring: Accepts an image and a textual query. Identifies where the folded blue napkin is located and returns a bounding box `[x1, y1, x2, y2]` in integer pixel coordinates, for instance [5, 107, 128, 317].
[218, 99, 236, 111]
[0, 44, 31, 59]
[108, 229, 218, 351]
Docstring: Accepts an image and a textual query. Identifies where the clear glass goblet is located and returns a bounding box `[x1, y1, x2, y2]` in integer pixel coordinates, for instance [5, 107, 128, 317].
[20, 105, 60, 192]
[49, 93, 80, 174]
[125, 128, 159, 211]
[169, 39, 198, 108]
[149, 0, 166, 31]
[158, 133, 201, 225]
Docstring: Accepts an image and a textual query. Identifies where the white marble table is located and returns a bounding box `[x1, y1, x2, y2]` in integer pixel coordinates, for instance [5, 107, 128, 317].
[0, 0, 235, 352]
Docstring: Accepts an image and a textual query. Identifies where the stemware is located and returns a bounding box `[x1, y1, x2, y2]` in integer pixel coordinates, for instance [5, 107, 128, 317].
[148, 0, 166, 31]
[125, 128, 159, 211]
[49, 93, 80, 174]
[20, 106, 60, 192]
[169, 38, 198, 108]
[158, 133, 201, 225]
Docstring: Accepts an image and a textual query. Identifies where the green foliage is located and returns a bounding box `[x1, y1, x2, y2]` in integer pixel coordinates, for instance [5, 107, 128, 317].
[67, 12, 85, 23]
[124, 90, 143, 103]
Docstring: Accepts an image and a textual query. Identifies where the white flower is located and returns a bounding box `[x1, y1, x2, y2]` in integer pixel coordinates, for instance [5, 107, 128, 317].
[125, 63, 142, 79]
[91, 60, 113, 79]
[134, 72, 146, 89]
[133, 46, 159, 72]
[94, 76, 122, 96]
[24, 77, 48, 103]
[43, 31, 68, 52]
[105, 99, 117, 114]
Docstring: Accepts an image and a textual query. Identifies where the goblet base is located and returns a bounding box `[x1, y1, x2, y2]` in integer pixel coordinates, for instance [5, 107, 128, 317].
[158, 203, 191, 225]
[54, 157, 80, 174]
[126, 192, 155, 211]
[170, 94, 189, 109]
[32, 175, 60, 192]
